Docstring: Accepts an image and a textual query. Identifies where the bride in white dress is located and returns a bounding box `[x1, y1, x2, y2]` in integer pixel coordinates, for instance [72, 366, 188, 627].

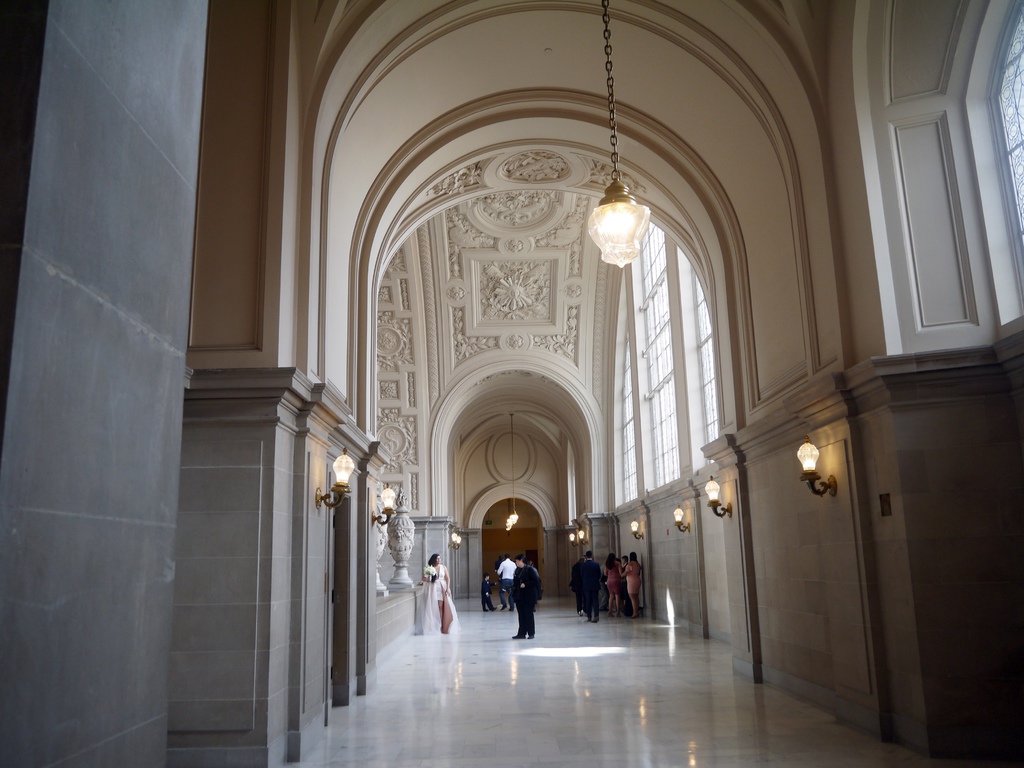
[419, 553, 460, 635]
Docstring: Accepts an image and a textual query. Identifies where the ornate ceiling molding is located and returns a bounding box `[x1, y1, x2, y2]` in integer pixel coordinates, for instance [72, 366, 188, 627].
[498, 150, 571, 183]
[428, 161, 484, 197]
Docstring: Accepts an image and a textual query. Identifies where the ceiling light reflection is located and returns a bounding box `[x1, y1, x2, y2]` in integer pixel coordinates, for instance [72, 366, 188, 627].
[515, 646, 629, 658]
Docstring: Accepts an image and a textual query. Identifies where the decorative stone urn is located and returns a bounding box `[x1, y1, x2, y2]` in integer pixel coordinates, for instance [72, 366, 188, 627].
[387, 488, 415, 590]
[374, 516, 389, 596]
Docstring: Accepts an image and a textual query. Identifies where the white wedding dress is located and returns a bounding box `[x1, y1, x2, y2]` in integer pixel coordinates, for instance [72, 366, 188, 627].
[418, 564, 460, 635]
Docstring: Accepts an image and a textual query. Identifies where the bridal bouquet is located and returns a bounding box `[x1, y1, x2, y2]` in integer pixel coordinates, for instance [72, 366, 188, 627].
[423, 565, 436, 578]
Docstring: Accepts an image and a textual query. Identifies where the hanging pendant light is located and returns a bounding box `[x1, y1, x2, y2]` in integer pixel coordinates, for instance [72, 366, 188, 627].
[587, 0, 650, 268]
[507, 413, 519, 530]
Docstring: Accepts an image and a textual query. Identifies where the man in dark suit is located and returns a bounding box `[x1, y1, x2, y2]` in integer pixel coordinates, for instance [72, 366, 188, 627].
[570, 557, 585, 616]
[511, 554, 541, 639]
[580, 550, 602, 623]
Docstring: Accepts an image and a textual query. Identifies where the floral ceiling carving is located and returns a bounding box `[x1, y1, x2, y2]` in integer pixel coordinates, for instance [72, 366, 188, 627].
[480, 261, 551, 322]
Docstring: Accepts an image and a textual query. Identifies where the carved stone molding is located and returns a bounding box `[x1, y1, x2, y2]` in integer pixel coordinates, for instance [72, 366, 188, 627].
[447, 209, 495, 279]
[377, 311, 414, 372]
[498, 150, 571, 183]
[532, 305, 579, 362]
[582, 156, 646, 195]
[416, 224, 440, 407]
[452, 306, 500, 363]
[471, 190, 561, 232]
[592, 265, 608, 406]
[536, 195, 588, 277]
[429, 162, 483, 197]
[379, 407, 418, 470]
[480, 260, 552, 322]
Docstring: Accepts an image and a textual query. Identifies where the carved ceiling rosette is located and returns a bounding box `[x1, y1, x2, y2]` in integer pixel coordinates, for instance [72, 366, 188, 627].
[480, 260, 551, 322]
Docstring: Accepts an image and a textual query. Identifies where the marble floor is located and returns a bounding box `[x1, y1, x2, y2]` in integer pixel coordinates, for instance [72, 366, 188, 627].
[293, 597, 1021, 768]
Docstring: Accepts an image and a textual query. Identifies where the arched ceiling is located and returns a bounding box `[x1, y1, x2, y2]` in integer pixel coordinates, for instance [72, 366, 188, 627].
[312, 0, 834, 517]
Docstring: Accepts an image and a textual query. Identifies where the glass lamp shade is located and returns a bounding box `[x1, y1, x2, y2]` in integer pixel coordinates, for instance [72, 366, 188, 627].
[705, 476, 721, 503]
[587, 181, 651, 268]
[334, 450, 356, 485]
[509, 511, 519, 526]
[797, 437, 819, 472]
[569, 532, 577, 543]
[381, 484, 396, 510]
[630, 520, 640, 534]
[674, 506, 684, 524]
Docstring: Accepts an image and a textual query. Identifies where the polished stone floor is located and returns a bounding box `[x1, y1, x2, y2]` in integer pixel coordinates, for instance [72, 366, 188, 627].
[294, 597, 1020, 767]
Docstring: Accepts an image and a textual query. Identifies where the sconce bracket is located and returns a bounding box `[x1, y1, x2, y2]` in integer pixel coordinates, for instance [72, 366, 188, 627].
[674, 520, 691, 533]
[372, 509, 393, 526]
[801, 471, 837, 497]
[315, 482, 349, 509]
[709, 501, 733, 519]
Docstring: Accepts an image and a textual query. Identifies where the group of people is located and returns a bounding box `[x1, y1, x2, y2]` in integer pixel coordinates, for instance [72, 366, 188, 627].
[570, 551, 642, 622]
[418, 548, 638, 638]
[417, 551, 542, 639]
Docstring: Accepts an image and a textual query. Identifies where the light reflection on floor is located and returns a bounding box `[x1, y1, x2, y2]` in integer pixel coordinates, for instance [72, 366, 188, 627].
[288, 596, 1023, 768]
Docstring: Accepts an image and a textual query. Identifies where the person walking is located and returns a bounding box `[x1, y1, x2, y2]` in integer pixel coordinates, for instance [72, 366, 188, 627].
[481, 573, 496, 611]
[580, 550, 602, 623]
[418, 553, 460, 634]
[511, 554, 541, 639]
[496, 553, 517, 611]
[570, 557, 584, 616]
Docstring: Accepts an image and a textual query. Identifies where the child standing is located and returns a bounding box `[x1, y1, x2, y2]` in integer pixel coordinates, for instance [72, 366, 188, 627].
[481, 573, 496, 612]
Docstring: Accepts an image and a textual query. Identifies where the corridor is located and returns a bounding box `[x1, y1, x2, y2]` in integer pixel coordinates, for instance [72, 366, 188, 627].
[291, 598, 1017, 768]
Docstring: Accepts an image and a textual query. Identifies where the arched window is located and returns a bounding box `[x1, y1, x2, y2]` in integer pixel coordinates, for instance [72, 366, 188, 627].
[622, 334, 637, 502]
[997, 5, 1024, 260]
[694, 277, 719, 444]
[638, 225, 679, 488]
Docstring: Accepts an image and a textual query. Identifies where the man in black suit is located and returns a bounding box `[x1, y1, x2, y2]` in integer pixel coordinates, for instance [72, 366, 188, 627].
[570, 557, 585, 616]
[511, 554, 541, 639]
[580, 550, 602, 623]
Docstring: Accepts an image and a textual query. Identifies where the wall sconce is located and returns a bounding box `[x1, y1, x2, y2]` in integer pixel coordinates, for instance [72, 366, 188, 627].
[449, 529, 463, 550]
[705, 476, 733, 518]
[673, 504, 691, 532]
[630, 520, 644, 539]
[315, 449, 356, 509]
[798, 436, 837, 497]
[569, 520, 587, 544]
[372, 483, 396, 526]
